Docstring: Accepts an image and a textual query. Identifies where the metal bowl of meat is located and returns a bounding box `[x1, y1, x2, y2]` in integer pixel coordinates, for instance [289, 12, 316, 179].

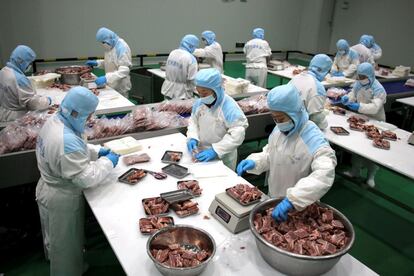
[249, 198, 354, 276]
[55, 66, 92, 85]
[147, 225, 216, 276]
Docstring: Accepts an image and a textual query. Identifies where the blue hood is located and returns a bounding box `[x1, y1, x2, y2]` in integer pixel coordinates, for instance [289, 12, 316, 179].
[195, 68, 224, 108]
[355, 62, 375, 89]
[180, 34, 199, 54]
[267, 84, 309, 137]
[309, 54, 332, 81]
[336, 39, 350, 55]
[8, 45, 36, 72]
[96, 27, 119, 48]
[360, 34, 373, 48]
[252, 28, 264, 39]
[202, 30, 216, 46]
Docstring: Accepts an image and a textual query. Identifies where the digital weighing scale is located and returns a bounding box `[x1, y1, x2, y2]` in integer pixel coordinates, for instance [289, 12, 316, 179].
[209, 191, 268, 234]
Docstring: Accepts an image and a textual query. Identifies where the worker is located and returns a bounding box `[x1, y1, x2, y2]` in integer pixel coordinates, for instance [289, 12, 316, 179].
[161, 34, 199, 100]
[351, 37, 375, 67]
[186, 68, 248, 170]
[0, 45, 51, 122]
[360, 34, 382, 62]
[35, 86, 120, 275]
[236, 84, 337, 222]
[193, 30, 223, 73]
[86, 27, 132, 98]
[289, 54, 332, 130]
[331, 39, 359, 78]
[243, 28, 272, 88]
[341, 62, 386, 187]
[237, 84, 336, 221]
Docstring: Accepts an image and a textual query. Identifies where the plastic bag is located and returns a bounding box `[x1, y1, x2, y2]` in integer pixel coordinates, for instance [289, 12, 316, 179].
[237, 94, 269, 115]
[156, 99, 195, 115]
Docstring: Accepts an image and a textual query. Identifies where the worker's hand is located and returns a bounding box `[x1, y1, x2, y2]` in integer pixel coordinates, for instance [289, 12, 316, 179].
[95, 76, 107, 86]
[187, 138, 199, 153]
[98, 147, 111, 158]
[105, 151, 120, 167]
[86, 60, 98, 67]
[272, 197, 294, 222]
[331, 71, 344, 77]
[341, 95, 349, 105]
[195, 148, 217, 162]
[346, 102, 360, 111]
[236, 159, 255, 176]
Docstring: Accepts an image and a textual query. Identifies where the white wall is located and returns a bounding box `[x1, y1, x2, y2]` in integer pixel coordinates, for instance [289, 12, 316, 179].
[0, 0, 306, 66]
[329, 0, 414, 67]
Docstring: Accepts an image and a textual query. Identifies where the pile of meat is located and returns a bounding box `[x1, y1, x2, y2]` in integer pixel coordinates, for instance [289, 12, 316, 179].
[327, 88, 347, 101]
[123, 153, 150, 165]
[156, 99, 195, 115]
[90, 88, 100, 96]
[56, 66, 91, 75]
[177, 180, 202, 196]
[86, 116, 133, 140]
[330, 127, 348, 135]
[332, 107, 346, 116]
[365, 126, 382, 139]
[253, 203, 350, 256]
[171, 200, 199, 217]
[237, 95, 269, 115]
[373, 138, 390, 150]
[143, 197, 170, 216]
[151, 244, 210, 268]
[378, 68, 391, 76]
[292, 69, 304, 75]
[382, 130, 397, 141]
[125, 169, 147, 183]
[139, 216, 174, 234]
[348, 115, 368, 132]
[34, 70, 52, 76]
[227, 184, 262, 205]
[80, 72, 95, 80]
[132, 108, 188, 132]
[48, 83, 72, 91]
[165, 151, 182, 163]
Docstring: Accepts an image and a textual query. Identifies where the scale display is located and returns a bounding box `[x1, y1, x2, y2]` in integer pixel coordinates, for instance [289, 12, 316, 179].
[215, 206, 231, 223]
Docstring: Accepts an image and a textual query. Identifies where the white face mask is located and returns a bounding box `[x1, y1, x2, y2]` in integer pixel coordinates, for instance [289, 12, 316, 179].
[338, 50, 346, 55]
[277, 119, 294, 132]
[359, 79, 370, 86]
[102, 43, 112, 51]
[200, 94, 215, 105]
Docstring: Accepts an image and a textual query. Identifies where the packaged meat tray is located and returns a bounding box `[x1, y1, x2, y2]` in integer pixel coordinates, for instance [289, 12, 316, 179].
[118, 168, 147, 184]
[382, 130, 397, 141]
[177, 180, 202, 196]
[330, 126, 350, 136]
[139, 216, 174, 235]
[161, 150, 183, 164]
[226, 184, 262, 206]
[171, 200, 199, 218]
[373, 138, 390, 150]
[123, 153, 151, 166]
[142, 197, 170, 216]
[162, 164, 189, 179]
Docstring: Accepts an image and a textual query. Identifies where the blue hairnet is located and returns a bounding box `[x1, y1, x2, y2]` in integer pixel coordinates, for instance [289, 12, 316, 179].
[180, 34, 199, 54]
[96, 27, 119, 48]
[9, 45, 36, 72]
[202, 31, 216, 46]
[357, 62, 375, 87]
[59, 87, 99, 134]
[267, 84, 309, 136]
[336, 39, 349, 54]
[252, 28, 264, 39]
[360, 34, 373, 48]
[309, 54, 332, 82]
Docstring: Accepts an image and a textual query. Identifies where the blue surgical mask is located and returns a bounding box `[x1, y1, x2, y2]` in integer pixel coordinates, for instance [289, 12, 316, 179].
[359, 79, 370, 86]
[277, 119, 294, 132]
[200, 94, 215, 105]
[338, 50, 346, 55]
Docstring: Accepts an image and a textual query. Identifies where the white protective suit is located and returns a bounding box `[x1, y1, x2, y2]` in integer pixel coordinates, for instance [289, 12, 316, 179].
[35, 88, 114, 276]
[187, 69, 248, 170]
[193, 30, 223, 73]
[331, 39, 360, 78]
[351, 44, 375, 67]
[245, 84, 337, 210]
[360, 34, 382, 61]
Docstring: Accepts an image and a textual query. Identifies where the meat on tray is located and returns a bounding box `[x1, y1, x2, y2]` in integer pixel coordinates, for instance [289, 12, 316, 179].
[349, 122, 365, 131]
[90, 88, 100, 96]
[34, 70, 52, 76]
[177, 180, 202, 196]
[143, 197, 170, 215]
[362, 125, 379, 133]
[373, 138, 390, 150]
[171, 200, 199, 217]
[151, 246, 210, 268]
[167, 152, 181, 162]
[127, 169, 147, 183]
[139, 216, 173, 234]
[292, 69, 304, 75]
[227, 184, 262, 204]
[330, 127, 348, 135]
[56, 66, 91, 75]
[382, 130, 397, 140]
[347, 115, 367, 124]
[81, 72, 95, 80]
[49, 83, 72, 91]
[332, 107, 346, 115]
[253, 203, 350, 256]
[123, 153, 151, 166]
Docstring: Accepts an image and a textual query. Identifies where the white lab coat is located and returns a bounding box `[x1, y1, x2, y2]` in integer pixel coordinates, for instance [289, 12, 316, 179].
[331, 50, 360, 78]
[35, 115, 113, 276]
[290, 72, 328, 130]
[370, 44, 382, 61]
[187, 94, 248, 170]
[243, 38, 271, 88]
[97, 38, 132, 98]
[0, 66, 50, 122]
[351, 44, 375, 67]
[193, 42, 223, 73]
[246, 121, 337, 210]
[161, 49, 198, 100]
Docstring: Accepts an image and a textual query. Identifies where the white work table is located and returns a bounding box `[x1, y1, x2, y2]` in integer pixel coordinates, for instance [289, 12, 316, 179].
[325, 110, 414, 180]
[147, 68, 268, 99]
[375, 66, 414, 80]
[396, 96, 414, 107]
[36, 86, 135, 115]
[84, 132, 377, 276]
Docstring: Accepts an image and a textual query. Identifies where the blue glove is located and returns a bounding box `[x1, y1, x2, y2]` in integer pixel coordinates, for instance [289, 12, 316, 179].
[187, 138, 198, 153]
[105, 152, 120, 167]
[98, 147, 110, 158]
[272, 197, 294, 222]
[341, 95, 349, 104]
[95, 76, 107, 86]
[331, 71, 344, 77]
[195, 148, 218, 162]
[86, 60, 98, 67]
[236, 159, 256, 176]
[346, 102, 360, 111]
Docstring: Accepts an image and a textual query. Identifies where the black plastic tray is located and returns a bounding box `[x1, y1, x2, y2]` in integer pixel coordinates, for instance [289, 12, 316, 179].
[160, 189, 194, 204]
[161, 164, 189, 179]
[142, 197, 170, 216]
[118, 168, 147, 184]
[177, 180, 202, 197]
[171, 200, 199, 218]
[161, 150, 183, 164]
[330, 126, 350, 136]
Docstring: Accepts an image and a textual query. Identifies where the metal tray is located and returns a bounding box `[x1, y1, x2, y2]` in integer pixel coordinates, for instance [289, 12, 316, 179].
[161, 150, 183, 164]
[118, 168, 147, 185]
[142, 197, 170, 216]
[177, 180, 201, 197]
[171, 201, 199, 218]
[160, 189, 194, 204]
[139, 216, 174, 235]
[225, 187, 262, 206]
[330, 126, 350, 136]
[161, 164, 189, 179]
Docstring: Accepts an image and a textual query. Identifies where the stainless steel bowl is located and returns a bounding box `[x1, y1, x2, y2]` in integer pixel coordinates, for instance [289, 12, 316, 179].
[147, 225, 216, 276]
[55, 66, 92, 85]
[249, 198, 355, 276]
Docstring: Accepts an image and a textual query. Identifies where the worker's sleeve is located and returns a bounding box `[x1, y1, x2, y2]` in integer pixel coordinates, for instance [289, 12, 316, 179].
[96, 59, 105, 69]
[105, 52, 132, 87]
[185, 59, 198, 95]
[17, 83, 50, 111]
[358, 83, 386, 115]
[264, 41, 272, 56]
[372, 45, 382, 60]
[194, 46, 217, 59]
[212, 117, 248, 157]
[331, 57, 339, 72]
[347, 89, 356, 102]
[61, 150, 113, 189]
[87, 144, 101, 161]
[186, 110, 200, 142]
[287, 146, 337, 210]
[343, 56, 359, 78]
[245, 143, 271, 175]
[193, 48, 206, 58]
[309, 112, 328, 130]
